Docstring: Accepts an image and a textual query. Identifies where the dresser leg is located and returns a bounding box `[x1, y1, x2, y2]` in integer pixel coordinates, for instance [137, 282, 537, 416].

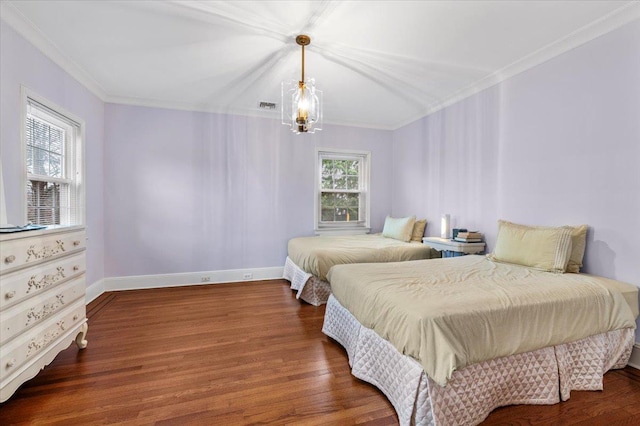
[75, 322, 88, 349]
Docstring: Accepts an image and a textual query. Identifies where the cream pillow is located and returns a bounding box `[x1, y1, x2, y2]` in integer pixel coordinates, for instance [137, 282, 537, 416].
[382, 215, 416, 242]
[493, 221, 588, 273]
[490, 220, 573, 273]
[411, 219, 427, 242]
[566, 225, 588, 273]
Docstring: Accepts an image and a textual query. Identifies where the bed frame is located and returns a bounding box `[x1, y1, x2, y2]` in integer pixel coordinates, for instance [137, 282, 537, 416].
[283, 256, 332, 306]
[322, 294, 634, 426]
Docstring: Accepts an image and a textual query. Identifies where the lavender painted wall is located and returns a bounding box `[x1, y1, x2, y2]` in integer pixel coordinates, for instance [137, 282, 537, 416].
[3, 11, 637, 344]
[0, 20, 105, 287]
[392, 87, 502, 245]
[104, 104, 393, 277]
[1, 16, 394, 282]
[392, 21, 640, 338]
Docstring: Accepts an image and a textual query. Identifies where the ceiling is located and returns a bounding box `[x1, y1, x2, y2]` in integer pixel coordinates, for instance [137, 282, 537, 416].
[2, 1, 638, 130]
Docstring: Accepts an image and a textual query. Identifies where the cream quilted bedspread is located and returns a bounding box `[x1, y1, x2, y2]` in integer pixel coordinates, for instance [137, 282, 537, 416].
[287, 233, 434, 281]
[327, 255, 638, 386]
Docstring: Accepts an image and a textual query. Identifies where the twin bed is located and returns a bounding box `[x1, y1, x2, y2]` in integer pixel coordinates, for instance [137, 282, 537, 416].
[283, 219, 639, 425]
[283, 216, 436, 305]
[323, 255, 637, 425]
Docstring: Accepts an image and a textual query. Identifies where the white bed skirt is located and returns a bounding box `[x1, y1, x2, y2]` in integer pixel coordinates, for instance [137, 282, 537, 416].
[283, 256, 332, 306]
[322, 294, 634, 426]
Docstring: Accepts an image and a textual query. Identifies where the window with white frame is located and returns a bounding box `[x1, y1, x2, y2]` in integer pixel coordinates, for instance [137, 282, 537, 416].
[23, 90, 84, 226]
[315, 149, 370, 233]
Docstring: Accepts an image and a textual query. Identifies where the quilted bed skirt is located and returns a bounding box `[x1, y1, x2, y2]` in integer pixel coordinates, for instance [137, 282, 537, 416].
[283, 256, 331, 306]
[322, 294, 634, 426]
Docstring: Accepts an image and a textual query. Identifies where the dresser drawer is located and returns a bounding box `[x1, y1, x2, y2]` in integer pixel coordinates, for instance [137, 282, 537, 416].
[1, 230, 85, 275]
[0, 252, 85, 311]
[1, 299, 85, 382]
[0, 277, 85, 345]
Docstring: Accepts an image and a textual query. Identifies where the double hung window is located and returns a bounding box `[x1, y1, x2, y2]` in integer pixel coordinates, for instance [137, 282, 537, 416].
[315, 149, 370, 234]
[23, 90, 84, 226]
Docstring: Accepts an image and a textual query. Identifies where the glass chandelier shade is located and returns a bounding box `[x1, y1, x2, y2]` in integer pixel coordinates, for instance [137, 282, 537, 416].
[282, 35, 323, 134]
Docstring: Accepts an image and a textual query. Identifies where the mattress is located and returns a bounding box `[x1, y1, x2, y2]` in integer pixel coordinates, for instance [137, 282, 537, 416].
[327, 255, 638, 386]
[287, 233, 434, 281]
[323, 294, 634, 426]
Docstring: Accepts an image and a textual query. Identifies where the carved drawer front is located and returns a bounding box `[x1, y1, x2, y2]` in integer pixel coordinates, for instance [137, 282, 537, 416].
[0, 299, 85, 382]
[0, 277, 85, 345]
[0, 252, 86, 311]
[1, 230, 85, 275]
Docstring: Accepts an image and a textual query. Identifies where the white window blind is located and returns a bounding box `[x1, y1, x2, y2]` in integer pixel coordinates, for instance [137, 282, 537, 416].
[24, 96, 83, 226]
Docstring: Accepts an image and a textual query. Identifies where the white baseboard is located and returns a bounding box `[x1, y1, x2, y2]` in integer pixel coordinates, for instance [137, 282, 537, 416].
[86, 278, 105, 304]
[628, 343, 640, 370]
[103, 266, 284, 293]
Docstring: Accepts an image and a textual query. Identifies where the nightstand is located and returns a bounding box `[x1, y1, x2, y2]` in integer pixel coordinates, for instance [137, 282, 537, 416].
[422, 237, 485, 258]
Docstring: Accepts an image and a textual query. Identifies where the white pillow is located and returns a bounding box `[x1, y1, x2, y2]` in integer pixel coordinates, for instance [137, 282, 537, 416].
[382, 216, 416, 242]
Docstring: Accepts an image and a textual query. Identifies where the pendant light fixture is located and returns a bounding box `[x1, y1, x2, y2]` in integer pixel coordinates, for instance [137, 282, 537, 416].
[282, 35, 322, 134]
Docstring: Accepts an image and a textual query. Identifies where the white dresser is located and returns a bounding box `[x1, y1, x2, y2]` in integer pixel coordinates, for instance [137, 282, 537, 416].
[0, 226, 88, 402]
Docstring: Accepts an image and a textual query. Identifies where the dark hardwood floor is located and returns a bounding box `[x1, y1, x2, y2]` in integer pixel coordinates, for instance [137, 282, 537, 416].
[1, 279, 639, 425]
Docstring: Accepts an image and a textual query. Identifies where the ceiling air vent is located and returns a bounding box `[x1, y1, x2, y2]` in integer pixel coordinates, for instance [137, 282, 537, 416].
[258, 101, 277, 110]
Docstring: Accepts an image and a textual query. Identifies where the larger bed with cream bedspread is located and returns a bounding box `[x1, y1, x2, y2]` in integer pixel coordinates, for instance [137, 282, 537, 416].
[283, 233, 436, 305]
[323, 255, 638, 425]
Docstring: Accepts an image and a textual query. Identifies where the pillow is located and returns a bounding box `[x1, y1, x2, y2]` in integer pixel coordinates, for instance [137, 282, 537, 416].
[566, 225, 588, 273]
[411, 219, 427, 242]
[382, 215, 416, 242]
[492, 221, 588, 273]
[489, 220, 573, 273]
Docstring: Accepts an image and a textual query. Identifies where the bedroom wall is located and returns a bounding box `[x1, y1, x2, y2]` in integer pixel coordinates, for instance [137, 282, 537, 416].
[0, 17, 394, 284]
[391, 20, 640, 339]
[104, 104, 393, 277]
[0, 20, 106, 288]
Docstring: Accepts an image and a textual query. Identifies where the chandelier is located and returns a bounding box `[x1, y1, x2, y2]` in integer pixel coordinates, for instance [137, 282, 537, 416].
[282, 35, 322, 134]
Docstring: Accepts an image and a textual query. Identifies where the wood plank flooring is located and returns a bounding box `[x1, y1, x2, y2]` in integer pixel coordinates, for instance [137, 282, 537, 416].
[1, 279, 639, 425]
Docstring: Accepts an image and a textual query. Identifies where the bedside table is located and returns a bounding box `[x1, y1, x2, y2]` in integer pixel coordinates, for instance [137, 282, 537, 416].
[422, 237, 485, 258]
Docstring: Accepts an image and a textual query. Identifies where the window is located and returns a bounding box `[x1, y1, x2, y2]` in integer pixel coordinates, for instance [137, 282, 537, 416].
[315, 149, 370, 234]
[22, 89, 84, 226]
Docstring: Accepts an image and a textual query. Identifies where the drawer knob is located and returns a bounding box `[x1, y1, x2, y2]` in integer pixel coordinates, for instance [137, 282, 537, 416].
[5, 290, 16, 299]
[73, 314, 79, 321]
[73, 240, 81, 246]
[6, 359, 16, 368]
[5, 255, 16, 264]
[73, 265, 80, 271]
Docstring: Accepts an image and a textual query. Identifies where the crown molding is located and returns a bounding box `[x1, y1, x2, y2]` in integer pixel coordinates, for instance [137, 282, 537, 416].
[105, 94, 397, 130]
[319, 117, 395, 131]
[105, 94, 279, 119]
[107, 0, 640, 131]
[2, 0, 637, 131]
[390, 1, 640, 130]
[0, 1, 108, 101]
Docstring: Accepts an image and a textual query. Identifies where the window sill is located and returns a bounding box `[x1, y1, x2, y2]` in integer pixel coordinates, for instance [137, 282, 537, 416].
[315, 227, 371, 236]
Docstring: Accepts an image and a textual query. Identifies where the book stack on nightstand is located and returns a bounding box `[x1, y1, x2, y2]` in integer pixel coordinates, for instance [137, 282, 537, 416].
[454, 231, 483, 243]
[422, 236, 486, 258]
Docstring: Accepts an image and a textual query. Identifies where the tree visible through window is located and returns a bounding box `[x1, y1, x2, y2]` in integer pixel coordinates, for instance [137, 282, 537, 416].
[23, 90, 83, 226]
[321, 159, 361, 222]
[26, 115, 66, 225]
[316, 149, 370, 233]
[27, 181, 62, 225]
